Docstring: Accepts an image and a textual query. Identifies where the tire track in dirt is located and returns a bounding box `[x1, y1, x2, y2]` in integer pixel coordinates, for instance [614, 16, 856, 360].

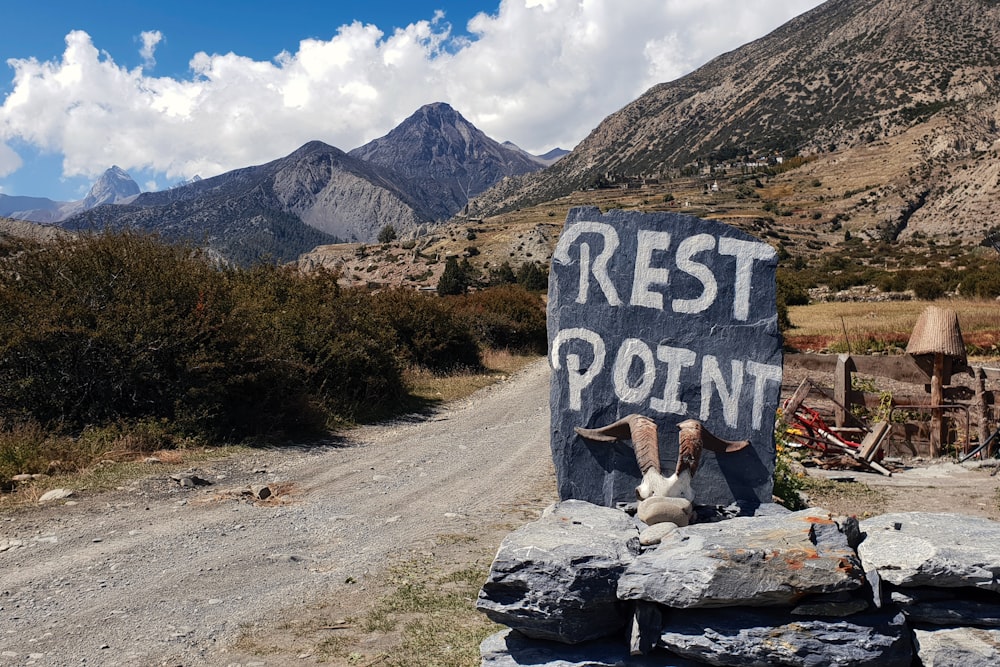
[0, 359, 556, 666]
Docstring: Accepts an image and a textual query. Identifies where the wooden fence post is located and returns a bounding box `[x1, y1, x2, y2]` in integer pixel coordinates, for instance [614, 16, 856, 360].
[834, 354, 854, 428]
[975, 366, 989, 447]
[929, 353, 945, 457]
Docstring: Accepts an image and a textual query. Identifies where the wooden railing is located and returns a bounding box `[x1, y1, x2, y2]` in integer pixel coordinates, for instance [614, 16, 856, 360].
[786, 353, 1000, 456]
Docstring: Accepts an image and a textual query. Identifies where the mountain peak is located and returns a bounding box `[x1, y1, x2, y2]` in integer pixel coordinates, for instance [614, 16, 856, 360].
[348, 102, 543, 219]
[83, 166, 140, 209]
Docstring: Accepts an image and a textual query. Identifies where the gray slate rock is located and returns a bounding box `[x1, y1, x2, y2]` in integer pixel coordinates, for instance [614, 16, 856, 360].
[480, 629, 696, 667]
[548, 208, 782, 508]
[618, 508, 863, 607]
[38, 488, 74, 502]
[858, 513, 1000, 590]
[477, 500, 640, 643]
[891, 588, 1000, 626]
[912, 627, 1000, 667]
[658, 607, 912, 667]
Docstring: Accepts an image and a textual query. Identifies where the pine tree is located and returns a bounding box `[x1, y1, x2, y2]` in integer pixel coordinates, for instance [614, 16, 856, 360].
[437, 256, 468, 296]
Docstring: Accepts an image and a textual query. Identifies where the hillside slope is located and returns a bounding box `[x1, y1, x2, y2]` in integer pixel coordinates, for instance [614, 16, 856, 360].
[471, 0, 1000, 244]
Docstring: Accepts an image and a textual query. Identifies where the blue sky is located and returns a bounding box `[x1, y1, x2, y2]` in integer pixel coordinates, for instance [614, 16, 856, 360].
[0, 0, 823, 201]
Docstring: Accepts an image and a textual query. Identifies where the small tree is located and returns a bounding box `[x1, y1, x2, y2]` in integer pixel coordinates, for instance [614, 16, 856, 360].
[437, 256, 469, 296]
[377, 224, 397, 244]
[516, 261, 548, 291]
[488, 261, 517, 286]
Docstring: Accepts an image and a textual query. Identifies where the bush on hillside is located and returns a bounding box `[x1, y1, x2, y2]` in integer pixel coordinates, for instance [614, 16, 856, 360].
[0, 233, 406, 440]
[371, 288, 480, 372]
[451, 285, 547, 353]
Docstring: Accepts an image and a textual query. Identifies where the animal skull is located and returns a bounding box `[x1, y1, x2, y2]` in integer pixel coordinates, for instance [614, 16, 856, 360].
[574, 415, 749, 501]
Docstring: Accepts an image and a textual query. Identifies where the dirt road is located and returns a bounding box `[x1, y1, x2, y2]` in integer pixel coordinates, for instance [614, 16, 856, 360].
[0, 359, 557, 667]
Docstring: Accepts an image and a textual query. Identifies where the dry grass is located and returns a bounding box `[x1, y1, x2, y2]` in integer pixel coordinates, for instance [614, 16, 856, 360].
[404, 350, 541, 403]
[799, 477, 889, 518]
[786, 298, 1000, 354]
[232, 549, 503, 666]
[0, 445, 247, 510]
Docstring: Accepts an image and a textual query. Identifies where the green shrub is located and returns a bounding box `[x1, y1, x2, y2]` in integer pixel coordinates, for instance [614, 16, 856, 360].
[437, 256, 470, 296]
[911, 276, 945, 300]
[452, 285, 547, 353]
[516, 261, 548, 291]
[0, 233, 407, 439]
[371, 288, 480, 372]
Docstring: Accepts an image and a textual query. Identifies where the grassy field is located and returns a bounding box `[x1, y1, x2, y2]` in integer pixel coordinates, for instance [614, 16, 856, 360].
[786, 298, 1000, 355]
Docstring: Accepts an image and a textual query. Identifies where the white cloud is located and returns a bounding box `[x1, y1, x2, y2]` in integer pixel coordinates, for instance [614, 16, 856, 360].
[0, 141, 22, 176]
[0, 0, 822, 184]
[139, 30, 163, 69]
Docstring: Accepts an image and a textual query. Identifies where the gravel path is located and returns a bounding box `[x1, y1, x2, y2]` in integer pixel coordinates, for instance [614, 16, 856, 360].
[0, 359, 555, 666]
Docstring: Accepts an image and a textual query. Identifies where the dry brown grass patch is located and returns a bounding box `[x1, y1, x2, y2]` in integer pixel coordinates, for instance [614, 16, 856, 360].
[787, 299, 1000, 354]
[404, 351, 541, 403]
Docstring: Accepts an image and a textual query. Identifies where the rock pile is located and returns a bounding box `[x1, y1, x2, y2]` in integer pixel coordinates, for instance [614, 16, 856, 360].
[478, 502, 1000, 666]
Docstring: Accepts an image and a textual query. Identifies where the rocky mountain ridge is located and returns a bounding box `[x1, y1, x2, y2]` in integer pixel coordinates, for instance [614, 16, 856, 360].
[348, 103, 544, 220]
[0, 166, 140, 223]
[469, 0, 1000, 245]
[49, 103, 550, 263]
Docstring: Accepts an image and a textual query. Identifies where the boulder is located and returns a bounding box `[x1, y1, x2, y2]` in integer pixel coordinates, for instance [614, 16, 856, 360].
[481, 629, 697, 667]
[477, 500, 640, 644]
[657, 607, 912, 667]
[618, 508, 863, 607]
[858, 513, 1000, 591]
[891, 588, 1000, 626]
[38, 488, 74, 502]
[912, 627, 1000, 667]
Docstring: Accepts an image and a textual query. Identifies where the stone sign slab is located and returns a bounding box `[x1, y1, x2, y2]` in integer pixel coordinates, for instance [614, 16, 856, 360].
[548, 207, 781, 506]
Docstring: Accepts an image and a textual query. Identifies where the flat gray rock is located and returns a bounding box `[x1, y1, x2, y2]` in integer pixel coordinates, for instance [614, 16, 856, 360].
[858, 513, 1000, 590]
[618, 508, 863, 607]
[891, 588, 1000, 626]
[912, 627, 1000, 667]
[480, 629, 696, 667]
[477, 500, 640, 644]
[658, 607, 912, 667]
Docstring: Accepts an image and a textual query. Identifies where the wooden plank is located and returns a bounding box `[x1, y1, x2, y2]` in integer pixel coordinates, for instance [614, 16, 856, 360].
[849, 355, 931, 384]
[785, 353, 931, 385]
[783, 378, 812, 415]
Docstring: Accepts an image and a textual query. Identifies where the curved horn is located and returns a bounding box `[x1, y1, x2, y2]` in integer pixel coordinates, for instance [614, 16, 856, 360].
[676, 419, 750, 476]
[575, 414, 660, 473]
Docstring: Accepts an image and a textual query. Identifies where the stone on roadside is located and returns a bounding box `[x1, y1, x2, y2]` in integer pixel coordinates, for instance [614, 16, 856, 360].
[657, 607, 911, 667]
[912, 627, 1000, 667]
[477, 500, 640, 644]
[170, 473, 212, 488]
[38, 488, 74, 503]
[618, 508, 863, 608]
[858, 513, 1000, 591]
[250, 484, 272, 500]
[636, 496, 692, 527]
